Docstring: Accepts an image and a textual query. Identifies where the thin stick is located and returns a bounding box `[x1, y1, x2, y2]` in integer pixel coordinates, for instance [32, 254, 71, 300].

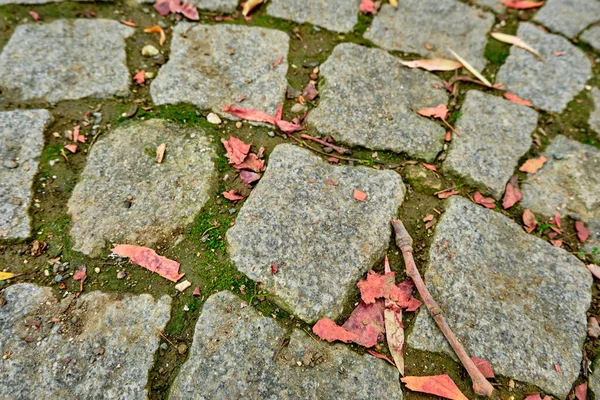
[299, 134, 351, 155]
[392, 220, 494, 397]
[151, 323, 177, 349]
[285, 133, 370, 164]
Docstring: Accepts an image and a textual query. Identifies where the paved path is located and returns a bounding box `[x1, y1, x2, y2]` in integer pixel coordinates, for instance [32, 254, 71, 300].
[0, 0, 599, 399]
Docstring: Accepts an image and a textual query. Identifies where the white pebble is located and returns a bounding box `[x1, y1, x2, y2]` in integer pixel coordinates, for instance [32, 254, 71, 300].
[206, 113, 222, 125]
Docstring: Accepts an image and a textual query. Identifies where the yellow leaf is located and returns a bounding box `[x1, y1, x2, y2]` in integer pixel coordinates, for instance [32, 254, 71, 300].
[242, 0, 263, 16]
[389, 0, 398, 6]
[447, 48, 492, 87]
[490, 32, 543, 60]
[0, 272, 15, 281]
[400, 58, 462, 72]
[144, 25, 166, 46]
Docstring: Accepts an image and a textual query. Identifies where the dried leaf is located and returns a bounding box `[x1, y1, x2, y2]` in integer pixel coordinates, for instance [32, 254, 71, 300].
[523, 209, 537, 233]
[232, 153, 264, 172]
[574, 382, 587, 400]
[222, 104, 277, 125]
[171, 0, 199, 20]
[400, 58, 462, 72]
[222, 190, 244, 201]
[405, 297, 423, 312]
[175, 280, 191, 292]
[272, 55, 284, 68]
[553, 212, 561, 229]
[491, 32, 543, 59]
[519, 156, 547, 174]
[29, 11, 39, 21]
[367, 349, 396, 365]
[447, 48, 492, 87]
[575, 221, 589, 243]
[153, 0, 171, 16]
[437, 190, 460, 199]
[133, 70, 145, 85]
[502, 175, 522, 209]
[422, 163, 437, 172]
[588, 264, 600, 279]
[240, 170, 261, 184]
[473, 192, 495, 209]
[471, 357, 495, 378]
[64, 144, 78, 153]
[357, 270, 412, 305]
[502, 0, 544, 9]
[417, 104, 448, 120]
[156, 143, 166, 163]
[221, 136, 251, 165]
[302, 81, 319, 101]
[271, 264, 278, 274]
[312, 318, 358, 343]
[524, 394, 543, 400]
[274, 119, 303, 133]
[242, 0, 263, 16]
[73, 266, 86, 281]
[342, 300, 385, 347]
[112, 244, 184, 282]
[360, 0, 380, 14]
[144, 25, 166, 46]
[504, 92, 533, 106]
[353, 189, 368, 202]
[385, 303, 405, 374]
[0, 272, 15, 281]
[401, 375, 468, 400]
[121, 20, 136, 27]
[550, 239, 563, 247]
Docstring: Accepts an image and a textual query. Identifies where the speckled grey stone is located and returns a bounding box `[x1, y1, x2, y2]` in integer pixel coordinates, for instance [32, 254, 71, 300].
[151, 23, 289, 118]
[0, 0, 91, 4]
[407, 197, 592, 398]
[590, 87, 600, 138]
[0, 110, 52, 239]
[307, 43, 448, 162]
[591, 358, 600, 399]
[227, 144, 405, 323]
[267, 0, 359, 33]
[0, 20, 133, 103]
[533, 0, 600, 38]
[0, 283, 171, 400]
[496, 23, 592, 113]
[169, 291, 402, 400]
[67, 120, 215, 257]
[472, 0, 505, 13]
[581, 24, 600, 51]
[137, 0, 238, 12]
[445, 91, 537, 198]
[364, 0, 494, 71]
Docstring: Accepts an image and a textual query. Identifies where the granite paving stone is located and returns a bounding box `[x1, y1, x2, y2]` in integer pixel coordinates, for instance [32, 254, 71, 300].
[590, 87, 600, 138]
[267, 0, 359, 33]
[169, 291, 403, 400]
[0, 19, 133, 103]
[307, 43, 448, 162]
[533, 0, 600, 38]
[137, 0, 238, 12]
[67, 120, 215, 257]
[496, 22, 592, 113]
[151, 23, 289, 118]
[581, 24, 600, 52]
[407, 196, 592, 398]
[445, 90, 538, 198]
[364, 0, 495, 71]
[226, 144, 405, 323]
[0, 0, 91, 4]
[0, 110, 52, 239]
[0, 283, 171, 400]
[472, 0, 505, 13]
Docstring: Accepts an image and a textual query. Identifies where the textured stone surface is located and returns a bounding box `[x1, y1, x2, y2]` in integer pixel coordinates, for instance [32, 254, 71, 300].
[67, 120, 215, 257]
[227, 144, 405, 323]
[445, 90, 537, 198]
[0, 20, 133, 103]
[581, 24, 600, 51]
[364, 0, 494, 71]
[592, 359, 600, 400]
[472, 0, 505, 13]
[0, 283, 171, 399]
[496, 23, 592, 113]
[151, 23, 289, 118]
[0, 0, 90, 4]
[0, 110, 52, 239]
[138, 0, 238, 12]
[407, 197, 592, 398]
[267, 0, 359, 33]
[307, 43, 448, 162]
[590, 87, 600, 138]
[534, 0, 600, 38]
[169, 291, 402, 399]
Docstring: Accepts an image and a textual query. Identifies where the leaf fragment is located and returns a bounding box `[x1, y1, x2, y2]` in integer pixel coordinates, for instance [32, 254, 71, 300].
[523, 209, 537, 233]
[144, 25, 166, 46]
[401, 375, 468, 400]
[437, 190, 460, 199]
[471, 357, 495, 378]
[491, 32, 543, 59]
[312, 318, 358, 343]
[502, 0, 544, 9]
[64, 144, 78, 153]
[519, 155, 547, 174]
[133, 70, 145, 85]
[0, 272, 15, 281]
[242, 0, 263, 16]
[422, 163, 437, 171]
[121, 20, 136, 27]
[588, 264, 600, 279]
[155, 143, 166, 163]
[367, 349, 396, 365]
[417, 104, 448, 119]
[342, 300, 385, 347]
[112, 244, 184, 282]
[353, 189, 368, 202]
[359, 0, 380, 14]
[504, 92, 533, 106]
[221, 136, 251, 165]
[29, 11, 39, 21]
[574, 382, 587, 400]
[400, 58, 462, 72]
[473, 192, 495, 209]
[447, 48, 492, 87]
[575, 221, 589, 243]
[240, 170, 261, 184]
[502, 175, 522, 209]
[222, 190, 244, 201]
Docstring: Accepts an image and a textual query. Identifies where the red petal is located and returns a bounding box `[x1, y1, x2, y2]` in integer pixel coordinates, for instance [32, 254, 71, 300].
[312, 318, 357, 343]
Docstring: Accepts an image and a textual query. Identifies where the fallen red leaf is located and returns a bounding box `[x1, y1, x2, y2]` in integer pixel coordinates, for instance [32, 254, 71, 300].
[312, 318, 358, 343]
[471, 357, 495, 378]
[357, 270, 411, 305]
[523, 209, 537, 233]
[121, 20, 137, 27]
[193, 286, 201, 296]
[240, 170, 261, 184]
[401, 375, 468, 400]
[271, 264, 278, 274]
[553, 212, 561, 229]
[272, 55, 284, 68]
[555, 363, 562, 373]
[367, 349, 396, 366]
[524, 394, 543, 400]
[502, 175, 522, 209]
[72, 125, 85, 143]
[302, 82, 318, 101]
[353, 189, 368, 202]
[29, 11, 39, 21]
[422, 163, 437, 172]
[154, 0, 172, 16]
[417, 104, 448, 120]
[382, 256, 406, 374]
[275, 119, 303, 133]
[342, 300, 385, 347]
[588, 264, 600, 279]
[65, 144, 78, 153]
[221, 136, 251, 165]
[502, 0, 544, 9]
[232, 153, 264, 172]
[405, 297, 423, 312]
[169, 0, 199, 20]
[473, 192, 495, 209]
[519, 156, 547, 174]
[575, 221, 589, 243]
[133, 70, 145, 85]
[222, 190, 244, 201]
[550, 239, 563, 247]
[574, 382, 587, 400]
[437, 190, 460, 199]
[112, 244, 184, 282]
[504, 92, 532, 106]
[73, 266, 86, 281]
[222, 104, 276, 125]
[359, 0, 380, 14]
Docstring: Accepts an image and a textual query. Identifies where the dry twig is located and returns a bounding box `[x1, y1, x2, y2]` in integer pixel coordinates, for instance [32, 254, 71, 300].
[299, 134, 351, 155]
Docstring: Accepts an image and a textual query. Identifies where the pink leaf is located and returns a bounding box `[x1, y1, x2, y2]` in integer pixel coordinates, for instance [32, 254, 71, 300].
[471, 357, 495, 378]
[342, 300, 385, 348]
[275, 119, 303, 133]
[519, 156, 547, 174]
[502, 175, 522, 209]
[73, 266, 86, 281]
[312, 318, 357, 343]
[353, 189, 368, 202]
[401, 375, 468, 400]
[422, 163, 437, 172]
[574, 382, 587, 400]
[588, 264, 600, 279]
[357, 270, 411, 305]
[222, 190, 244, 201]
[504, 93, 532, 106]
[153, 0, 171, 16]
[29, 11, 39, 21]
[502, 0, 544, 9]
[222, 104, 276, 125]
[473, 192, 496, 209]
[437, 190, 460, 199]
[359, 0, 380, 14]
[240, 170, 261, 184]
[417, 104, 448, 120]
[221, 136, 251, 165]
[232, 153, 264, 172]
[64, 144, 78, 153]
[133, 70, 145, 85]
[575, 221, 589, 243]
[523, 209, 537, 233]
[272, 55, 284, 68]
[112, 244, 184, 282]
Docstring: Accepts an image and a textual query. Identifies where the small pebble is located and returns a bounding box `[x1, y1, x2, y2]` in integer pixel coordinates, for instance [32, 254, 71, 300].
[54, 275, 63, 283]
[117, 270, 127, 279]
[291, 103, 306, 113]
[94, 267, 100, 274]
[553, 153, 564, 160]
[3, 160, 18, 169]
[160, 343, 168, 350]
[228, 208, 237, 214]
[207, 113, 222, 125]
[183, 305, 190, 312]
[71, 317, 78, 324]
[177, 343, 188, 355]
[44, 270, 50, 276]
[235, 121, 242, 128]
[322, 146, 333, 154]
[267, 131, 275, 137]
[142, 45, 159, 57]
